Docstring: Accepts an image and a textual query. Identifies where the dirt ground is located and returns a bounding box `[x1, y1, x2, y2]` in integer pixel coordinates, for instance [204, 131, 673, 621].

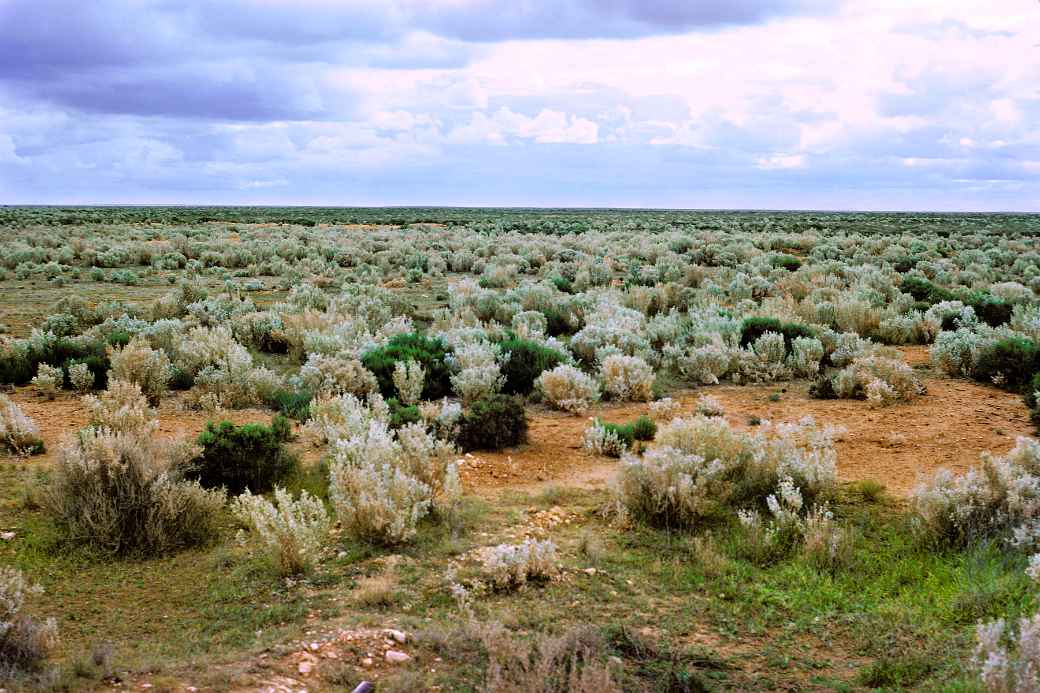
[461, 347, 1036, 499]
[7, 346, 1034, 501]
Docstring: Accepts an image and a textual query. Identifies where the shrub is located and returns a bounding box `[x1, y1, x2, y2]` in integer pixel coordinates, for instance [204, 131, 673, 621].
[648, 397, 682, 421]
[380, 398, 418, 430]
[108, 336, 172, 405]
[611, 415, 839, 528]
[536, 365, 600, 414]
[972, 336, 1040, 392]
[974, 610, 1040, 692]
[30, 363, 62, 399]
[910, 437, 1040, 549]
[901, 276, 954, 305]
[831, 356, 925, 406]
[231, 487, 331, 576]
[931, 328, 982, 377]
[739, 318, 814, 352]
[68, 361, 94, 393]
[788, 336, 824, 378]
[694, 394, 725, 417]
[631, 415, 657, 441]
[191, 416, 298, 495]
[327, 416, 459, 544]
[481, 539, 559, 590]
[583, 419, 632, 457]
[0, 395, 43, 455]
[599, 354, 654, 402]
[42, 427, 225, 555]
[961, 290, 1013, 328]
[330, 457, 433, 545]
[0, 567, 59, 677]
[83, 380, 151, 433]
[361, 333, 452, 400]
[451, 364, 505, 405]
[392, 359, 425, 405]
[298, 354, 377, 397]
[498, 338, 567, 396]
[269, 388, 313, 421]
[456, 394, 528, 452]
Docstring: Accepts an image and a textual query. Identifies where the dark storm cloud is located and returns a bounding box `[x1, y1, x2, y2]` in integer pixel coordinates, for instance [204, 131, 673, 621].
[0, 0, 823, 120]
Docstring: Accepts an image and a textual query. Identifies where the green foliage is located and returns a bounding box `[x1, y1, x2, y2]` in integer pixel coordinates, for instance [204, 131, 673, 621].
[738, 317, 815, 352]
[456, 394, 528, 451]
[387, 398, 422, 429]
[269, 389, 312, 421]
[901, 276, 954, 304]
[769, 253, 801, 271]
[361, 332, 452, 400]
[498, 337, 567, 395]
[972, 336, 1040, 392]
[593, 416, 655, 450]
[0, 335, 108, 386]
[631, 415, 657, 442]
[1024, 372, 1040, 411]
[958, 290, 1012, 327]
[191, 416, 298, 495]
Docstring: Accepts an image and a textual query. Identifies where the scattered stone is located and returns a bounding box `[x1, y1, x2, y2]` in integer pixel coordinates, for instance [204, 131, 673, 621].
[385, 629, 407, 643]
[0, 531, 14, 541]
[385, 650, 411, 664]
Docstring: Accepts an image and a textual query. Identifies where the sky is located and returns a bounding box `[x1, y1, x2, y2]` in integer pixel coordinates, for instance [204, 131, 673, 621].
[0, 0, 1038, 211]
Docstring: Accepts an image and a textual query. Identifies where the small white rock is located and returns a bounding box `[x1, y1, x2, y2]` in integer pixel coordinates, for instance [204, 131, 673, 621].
[385, 629, 407, 643]
[385, 650, 411, 664]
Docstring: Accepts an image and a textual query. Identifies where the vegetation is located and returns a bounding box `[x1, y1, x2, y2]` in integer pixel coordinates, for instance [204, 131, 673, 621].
[192, 416, 298, 495]
[456, 394, 529, 452]
[0, 207, 1039, 689]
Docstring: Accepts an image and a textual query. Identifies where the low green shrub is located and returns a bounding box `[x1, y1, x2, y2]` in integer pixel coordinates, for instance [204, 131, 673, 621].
[269, 388, 313, 421]
[901, 276, 954, 305]
[631, 415, 657, 441]
[739, 318, 814, 352]
[388, 398, 422, 429]
[361, 333, 452, 400]
[498, 337, 567, 395]
[770, 254, 801, 271]
[456, 394, 528, 451]
[191, 416, 298, 494]
[972, 336, 1040, 392]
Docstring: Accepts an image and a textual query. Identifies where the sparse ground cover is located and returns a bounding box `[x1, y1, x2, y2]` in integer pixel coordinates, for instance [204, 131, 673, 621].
[1, 207, 1040, 690]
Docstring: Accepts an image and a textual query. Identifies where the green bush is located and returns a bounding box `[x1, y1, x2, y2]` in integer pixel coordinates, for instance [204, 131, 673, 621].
[499, 337, 567, 395]
[269, 389, 312, 421]
[1024, 372, 1040, 410]
[361, 333, 452, 400]
[388, 398, 422, 429]
[456, 394, 528, 452]
[191, 416, 298, 495]
[900, 276, 953, 305]
[972, 336, 1040, 392]
[958, 290, 1012, 327]
[631, 415, 657, 441]
[770, 254, 801, 271]
[739, 318, 815, 352]
[0, 335, 108, 386]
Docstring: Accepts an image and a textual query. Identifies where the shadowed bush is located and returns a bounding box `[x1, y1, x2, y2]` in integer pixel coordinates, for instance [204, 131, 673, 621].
[498, 337, 567, 396]
[361, 332, 453, 400]
[456, 394, 528, 451]
[191, 416, 298, 495]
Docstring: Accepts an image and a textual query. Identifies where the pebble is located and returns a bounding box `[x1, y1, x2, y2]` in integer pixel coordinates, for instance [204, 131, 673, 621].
[385, 629, 407, 643]
[0, 532, 14, 541]
[385, 650, 411, 664]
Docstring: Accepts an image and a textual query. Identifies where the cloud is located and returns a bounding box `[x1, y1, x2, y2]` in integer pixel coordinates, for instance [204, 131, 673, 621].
[0, 0, 1038, 210]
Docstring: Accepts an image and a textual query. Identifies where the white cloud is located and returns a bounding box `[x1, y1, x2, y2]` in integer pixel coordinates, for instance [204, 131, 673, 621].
[757, 153, 805, 170]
